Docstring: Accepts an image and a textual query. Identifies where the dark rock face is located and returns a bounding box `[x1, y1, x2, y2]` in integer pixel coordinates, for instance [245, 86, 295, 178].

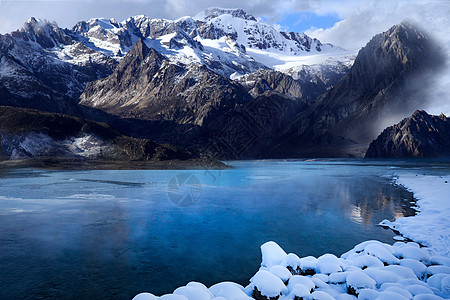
[80, 40, 251, 126]
[284, 62, 351, 100]
[270, 20, 446, 157]
[240, 63, 349, 101]
[202, 8, 258, 22]
[0, 20, 117, 114]
[240, 70, 308, 99]
[365, 110, 450, 158]
[201, 94, 307, 159]
[0, 106, 190, 161]
[11, 17, 72, 49]
[312, 20, 444, 143]
[80, 39, 165, 109]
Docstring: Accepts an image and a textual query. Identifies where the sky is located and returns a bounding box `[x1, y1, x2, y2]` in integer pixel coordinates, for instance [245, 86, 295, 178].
[0, 0, 449, 113]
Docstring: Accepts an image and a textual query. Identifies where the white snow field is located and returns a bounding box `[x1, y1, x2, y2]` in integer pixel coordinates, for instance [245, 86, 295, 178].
[380, 175, 450, 257]
[134, 174, 450, 300]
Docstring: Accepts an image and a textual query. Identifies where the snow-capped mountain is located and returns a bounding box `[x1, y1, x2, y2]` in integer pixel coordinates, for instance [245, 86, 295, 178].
[66, 7, 350, 76]
[0, 17, 116, 112]
[0, 7, 352, 114]
[0, 11, 443, 160]
[195, 8, 334, 54]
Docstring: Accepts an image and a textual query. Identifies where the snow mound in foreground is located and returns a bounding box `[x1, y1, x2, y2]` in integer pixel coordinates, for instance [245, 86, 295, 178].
[134, 240, 450, 300]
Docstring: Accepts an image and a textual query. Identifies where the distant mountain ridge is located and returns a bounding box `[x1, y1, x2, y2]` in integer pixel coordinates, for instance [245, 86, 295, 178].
[0, 8, 349, 113]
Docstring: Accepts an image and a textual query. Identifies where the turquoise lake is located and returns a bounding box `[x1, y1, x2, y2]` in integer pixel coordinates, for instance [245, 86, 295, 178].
[1, 159, 449, 299]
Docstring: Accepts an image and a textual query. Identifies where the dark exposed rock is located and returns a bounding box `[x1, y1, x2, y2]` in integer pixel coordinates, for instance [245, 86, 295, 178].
[199, 94, 308, 159]
[0, 106, 191, 161]
[202, 8, 257, 22]
[196, 21, 229, 40]
[253, 287, 280, 300]
[0, 20, 117, 114]
[365, 110, 450, 158]
[81, 38, 165, 108]
[11, 17, 72, 49]
[312, 20, 445, 143]
[240, 70, 307, 99]
[240, 63, 349, 101]
[80, 40, 251, 126]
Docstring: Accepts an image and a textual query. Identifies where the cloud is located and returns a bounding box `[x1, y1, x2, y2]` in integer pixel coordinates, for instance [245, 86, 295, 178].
[304, 1, 450, 51]
[299, 0, 450, 116]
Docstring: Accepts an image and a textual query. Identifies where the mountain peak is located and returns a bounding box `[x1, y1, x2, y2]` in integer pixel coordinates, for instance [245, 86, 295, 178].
[195, 7, 257, 22]
[23, 17, 55, 31]
[15, 17, 71, 49]
[366, 110, 450, 158]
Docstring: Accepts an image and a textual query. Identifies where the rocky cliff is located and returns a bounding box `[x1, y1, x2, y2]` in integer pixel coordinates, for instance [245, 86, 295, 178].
[0, 106, 190, 161]
[365, 110, 450, 158]
[80, 39, 251, 126]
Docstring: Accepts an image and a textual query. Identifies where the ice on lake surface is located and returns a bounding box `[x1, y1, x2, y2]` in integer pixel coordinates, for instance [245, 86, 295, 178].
[0, 159, 449, 299]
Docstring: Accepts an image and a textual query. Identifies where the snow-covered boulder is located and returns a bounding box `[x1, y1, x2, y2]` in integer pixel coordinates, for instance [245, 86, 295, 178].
[364, 243, 400, 265]
[440, 275, 450, 297]
[412, 295, 445, 300]
[348, 254, 384, 269]
[431, 256, 450, 267]
[248, 270, 288, 299]
[357, 288, 379, 300]
[299, 256, 318, 275]
[383, 286, 413, 299]
[310, 290, 335, 300]
[394, 245, 432, 264]
[375, 290, 409, 300]
[311, 277, 329, 289]
[281, 253, 301, 273]
[158, 295, 189, 300]
[173, 284, 213, 300]
[382, 265, 418, 279]
[287, 284, 310, 299]
[427, 265, 450, 276]
[287, 275, 315, 293]
[427, 274, 448, 290]
[132, 293, 158, 300]
[261, 242, 287, 268]
[317, 253, 342, 274]
[346, 270, 376, 295]
[400, 259, 428, 278]
[328, 271, 348, 284]
[312, 273, 329, 283]
[209, 282, 251, 300]
[364, 268, 403, 287]
[269, 265, 292, 282]
[405, 284, 435, 296]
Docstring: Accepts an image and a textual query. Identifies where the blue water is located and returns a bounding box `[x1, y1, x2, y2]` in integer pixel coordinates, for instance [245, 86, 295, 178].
[0, 159, 448, 299]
